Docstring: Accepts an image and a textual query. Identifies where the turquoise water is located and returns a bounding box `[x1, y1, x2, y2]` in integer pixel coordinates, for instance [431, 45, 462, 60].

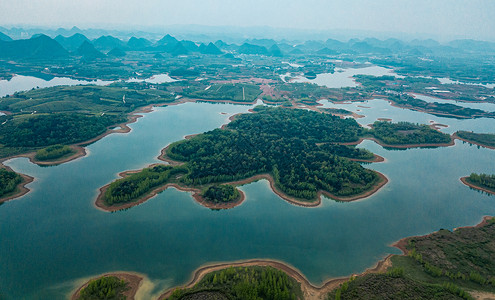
[1, 100, 495, 299]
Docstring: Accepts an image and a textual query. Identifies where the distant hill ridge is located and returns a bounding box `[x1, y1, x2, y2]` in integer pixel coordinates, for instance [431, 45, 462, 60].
[0, 34, 68, 59]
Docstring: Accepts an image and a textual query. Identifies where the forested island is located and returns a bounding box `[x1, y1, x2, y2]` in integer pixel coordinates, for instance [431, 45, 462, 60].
[455, 131, 495, 149]
[164, 266, 302, 300]
[0, 168, 23, 198]
[461, 173, 495, 195]
[98, 106, 389, 211]
[34, 144, 75, 161]
[202, 184, 241, 204]
[368, 121, 452, 147]
[71, 273, 143, 300]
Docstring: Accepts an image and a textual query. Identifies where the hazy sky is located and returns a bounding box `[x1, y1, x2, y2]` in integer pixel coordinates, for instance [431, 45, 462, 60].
[1, 0, 495, 41]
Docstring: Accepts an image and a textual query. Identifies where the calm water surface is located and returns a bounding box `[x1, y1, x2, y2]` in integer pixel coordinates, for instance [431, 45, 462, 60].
[0, 73, 175, 97]
[1, 100, 495, 299]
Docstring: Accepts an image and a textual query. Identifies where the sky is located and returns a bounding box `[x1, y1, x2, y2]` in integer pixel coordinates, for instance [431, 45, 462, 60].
[1, 0, 495, 41]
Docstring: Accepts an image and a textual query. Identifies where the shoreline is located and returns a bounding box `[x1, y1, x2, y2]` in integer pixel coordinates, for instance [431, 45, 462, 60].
[95, 165, 389, 211]
[453, 132, 495, 150]
[340, 136, 455, 149]
[94, 164, 247, 212]
[460, 176, 495, 196]
[0, 165, 34, 203]
[73, 216, 494, 300]
[70, 272, 143, 300]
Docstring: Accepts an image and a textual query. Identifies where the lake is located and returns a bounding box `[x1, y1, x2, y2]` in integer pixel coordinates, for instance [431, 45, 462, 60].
[0, 73, 176, 97]
[1, 97, 495, 299]
[284, 66, 400, 88]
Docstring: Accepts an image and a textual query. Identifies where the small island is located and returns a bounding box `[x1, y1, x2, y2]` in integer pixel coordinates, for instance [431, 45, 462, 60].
[455, 131, 495, 149]
[34, 144, 75, 161]
[202, 184, 242, 204]
[97, 106, 389, 211]
[71, 273, 143, 300]
[367, 120, 453, 148]
[461, 173, 495, 195]
[163, 265, 302, 300]
[0, 167, 33, 202]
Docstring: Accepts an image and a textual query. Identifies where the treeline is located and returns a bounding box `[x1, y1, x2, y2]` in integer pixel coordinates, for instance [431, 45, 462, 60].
[202, 184, 241, 203]
[167, 106, 379, 200]
[405, 219, 495, 287]
[77, 276, 128, 300]
[184, 83, 261, 102]
[457, 131, 495, 148]
[369, 121, 451, 145]
[34, 144, 74, 161]
[1, 85, 175, 114]
[389, 94, 493, 118]
[0, 113, 125, 148]
[0, 168, 22, 198]
[328, 273, 469, 300]
[167, 266, 302, 300]
[103, 165, 187, 205]
[467, 173, 495, 191]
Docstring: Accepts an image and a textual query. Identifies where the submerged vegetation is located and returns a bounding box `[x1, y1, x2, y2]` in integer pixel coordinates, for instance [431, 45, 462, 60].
[167, 266, 302, 300]
[0, 168, 23, 198]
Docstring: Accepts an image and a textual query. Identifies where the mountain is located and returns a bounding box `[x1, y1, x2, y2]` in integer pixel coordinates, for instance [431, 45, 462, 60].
[316, 47, 339, 56]
[289, 48, 304, 55]
[245, 38, 277, 48]
[214, 40, 228, 49]
[127, 37, 151, 50]
[156, 34, 178, 46]
[0, 32, 12, 42]
[54, 33, 89, 51]
[170, 42, 189, 56]
[269, 44, 283, 57]
[199, 42, 222, 55]
[107, 47, 126, 57]
[238, 43, 269, 55]
[180, 40, 199, 52]
[92, 35, 125, 51]
[0, 34, 68, 59]
[76, 41, 105, 59]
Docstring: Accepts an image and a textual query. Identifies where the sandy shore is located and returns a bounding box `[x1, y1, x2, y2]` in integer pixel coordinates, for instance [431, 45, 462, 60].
[71, 272, 143, 300]
[0, 165, 34, 203]
[94, 164, 246, 212]
[158, 255, 393, 300]
[460, 177, 495, 196]
[340, 136, 455, 149]
[95, 165, 388, 212]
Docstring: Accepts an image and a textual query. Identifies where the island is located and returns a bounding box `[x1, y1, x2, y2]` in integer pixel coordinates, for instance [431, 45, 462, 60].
[202, 184, 242, 204]
[71, 273, 143, 300]
[455, 131, 495, 149]
[367, 120, 453, 148]
[0, 167, 34, 202]
[163, 265, 302, 300]
[460, 173, 495, 195]
[97, 106, 389, 211]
